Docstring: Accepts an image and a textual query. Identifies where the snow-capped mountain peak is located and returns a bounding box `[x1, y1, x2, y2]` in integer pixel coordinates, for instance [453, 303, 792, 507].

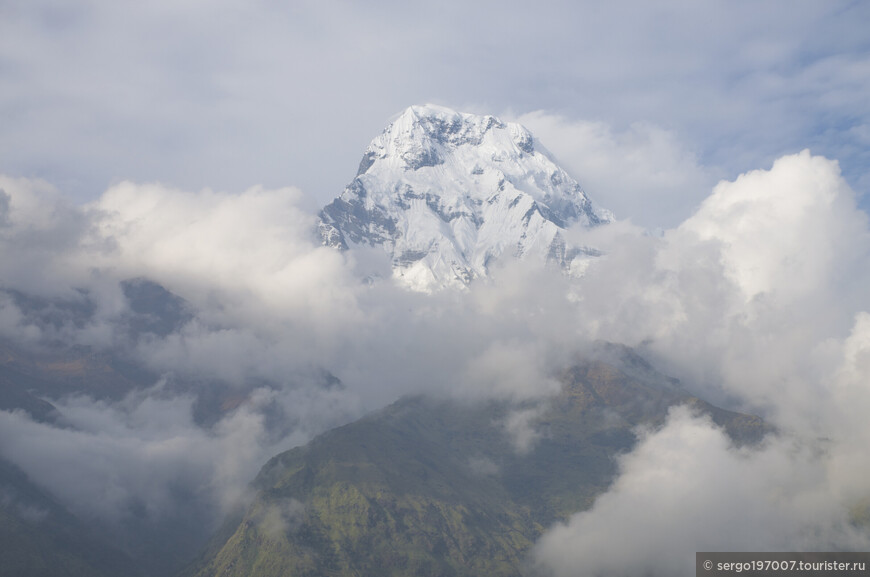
[320, 104, 613, 291]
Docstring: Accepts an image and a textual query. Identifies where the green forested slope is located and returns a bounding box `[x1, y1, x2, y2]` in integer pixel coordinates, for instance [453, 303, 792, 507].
[185, 347, 767, 577]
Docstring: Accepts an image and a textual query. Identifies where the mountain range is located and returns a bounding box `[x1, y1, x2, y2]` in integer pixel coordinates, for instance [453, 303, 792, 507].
[0, 105, 771, 577]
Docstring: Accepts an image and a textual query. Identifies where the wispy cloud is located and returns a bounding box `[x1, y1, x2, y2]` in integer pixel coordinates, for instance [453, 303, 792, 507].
[1, 1, 867, 211]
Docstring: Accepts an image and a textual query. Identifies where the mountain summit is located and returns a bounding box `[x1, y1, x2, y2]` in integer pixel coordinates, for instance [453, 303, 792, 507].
[319, 104, 613, 291]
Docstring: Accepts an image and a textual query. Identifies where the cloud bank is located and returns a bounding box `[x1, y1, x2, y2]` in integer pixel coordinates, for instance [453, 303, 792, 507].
[533, 150, 870, 575]
[0, 146, 869, 573]
[535, 406, 867, 577]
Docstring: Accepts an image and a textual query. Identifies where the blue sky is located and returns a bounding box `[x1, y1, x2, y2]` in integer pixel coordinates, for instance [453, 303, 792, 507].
[1, 0, 869, 226]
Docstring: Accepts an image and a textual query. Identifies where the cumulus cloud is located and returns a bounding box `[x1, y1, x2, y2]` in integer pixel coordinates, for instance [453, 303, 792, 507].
[679, 150, 869, 303]
[0, 179, 365, 377]
[558, 150, 870, 428]
[0, 175, 96, 298]
[90, 181, 359, 335]
[534, 406, 869, 577]
[533, 149, 870, 574]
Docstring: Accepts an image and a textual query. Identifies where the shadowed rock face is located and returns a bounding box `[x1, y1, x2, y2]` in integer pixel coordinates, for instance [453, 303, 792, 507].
[0, 278, 191, 401]
[319, 104, 613, 291]
[0, 457, 143, 577]
[185, 345, 768, 577]
[320, 181, 397, 250]
[120, 277, 194, 339]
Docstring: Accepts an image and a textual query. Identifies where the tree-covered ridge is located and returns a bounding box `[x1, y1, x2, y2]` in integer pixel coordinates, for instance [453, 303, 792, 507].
[186, 346, 767, 577]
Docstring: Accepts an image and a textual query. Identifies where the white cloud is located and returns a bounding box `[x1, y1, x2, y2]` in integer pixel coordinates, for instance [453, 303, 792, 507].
[500, 406, 547, 455]
[534, 150, 870, 575]
[534, 406, 868, 577]
[0, 374, 361, 548]
[461, 340, 562, 403]
[556, 151, 870, 431]
[0, 175, 95, 297]
[679, 150, 869, 302]
[256, 498, 306, 539]
[90, 181, 359, 331]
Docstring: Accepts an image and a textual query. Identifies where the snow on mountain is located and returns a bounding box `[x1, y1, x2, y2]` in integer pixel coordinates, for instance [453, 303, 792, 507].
[319, 104, 613, 291]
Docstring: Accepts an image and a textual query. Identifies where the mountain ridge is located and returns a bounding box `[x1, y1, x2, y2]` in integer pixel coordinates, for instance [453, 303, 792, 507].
[184, 345, 769, 577]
